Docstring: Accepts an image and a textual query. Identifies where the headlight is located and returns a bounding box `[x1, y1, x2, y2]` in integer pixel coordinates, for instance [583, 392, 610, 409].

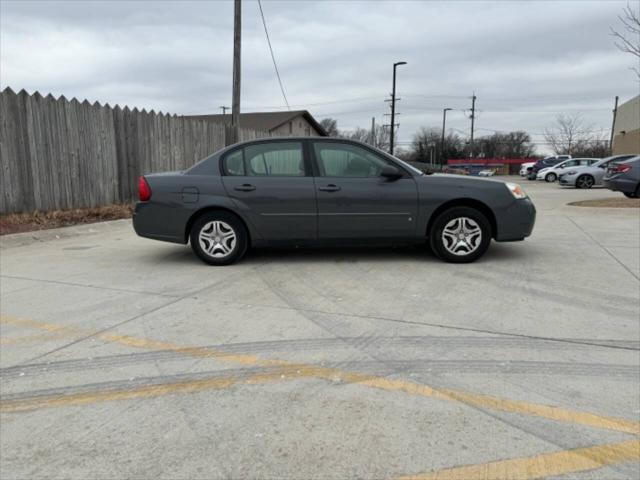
[506, 182, 527, 199]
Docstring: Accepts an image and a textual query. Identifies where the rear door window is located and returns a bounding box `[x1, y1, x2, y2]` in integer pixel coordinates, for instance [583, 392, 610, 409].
[222, 142, 305, 177]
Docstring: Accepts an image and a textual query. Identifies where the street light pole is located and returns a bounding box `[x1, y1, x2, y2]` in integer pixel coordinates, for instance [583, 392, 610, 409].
[441, 108, 452, 167]
[389, 61, 406, 155]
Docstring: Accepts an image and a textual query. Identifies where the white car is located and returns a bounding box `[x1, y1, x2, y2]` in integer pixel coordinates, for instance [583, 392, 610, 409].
[519, 162, 536, 177]
[536, 158, 599, 182]
[477, 169, 495, 177]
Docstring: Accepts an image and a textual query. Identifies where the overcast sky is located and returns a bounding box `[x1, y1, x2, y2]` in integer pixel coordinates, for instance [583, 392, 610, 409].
[1, 0, 637, 152]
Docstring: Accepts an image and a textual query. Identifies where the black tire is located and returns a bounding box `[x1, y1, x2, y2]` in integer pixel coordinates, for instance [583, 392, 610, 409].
[545, 172, 557, 182]
[189, 211, 248, 266]
[429, 207, 492, 263]
[623, 191, 638, 199]
[575, 175, 594, 189]
[527, 173, 536, 181]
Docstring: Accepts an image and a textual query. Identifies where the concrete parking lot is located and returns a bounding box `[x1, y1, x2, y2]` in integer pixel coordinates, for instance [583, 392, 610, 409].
[1, 177, 639, 479]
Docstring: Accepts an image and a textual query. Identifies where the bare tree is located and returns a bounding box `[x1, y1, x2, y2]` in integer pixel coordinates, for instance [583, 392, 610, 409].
[340, 127, 370, 143]
[411, 127, 441, 162]
[572, 139, 610, 158]
[338, 124, 389, 150]
[475, 131, 536, 158]
[544, 113, 595, 155]
[611, 3, 640, 78]
[319, 118, 339, 136]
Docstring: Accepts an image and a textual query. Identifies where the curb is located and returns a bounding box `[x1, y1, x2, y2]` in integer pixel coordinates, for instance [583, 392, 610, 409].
[0, 219, 132, 249]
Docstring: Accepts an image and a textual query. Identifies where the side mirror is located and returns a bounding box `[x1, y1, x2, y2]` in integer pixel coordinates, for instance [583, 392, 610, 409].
[380, 165, 403, 180]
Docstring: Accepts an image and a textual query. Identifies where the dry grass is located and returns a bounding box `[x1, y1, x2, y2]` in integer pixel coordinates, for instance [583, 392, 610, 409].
[0, 204, 133, 235]
[568, 197, 640, 208]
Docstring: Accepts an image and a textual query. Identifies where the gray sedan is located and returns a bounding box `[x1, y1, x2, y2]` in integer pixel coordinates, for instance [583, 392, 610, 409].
[133, 138, 536, 265]
[558, 155, 638, 189]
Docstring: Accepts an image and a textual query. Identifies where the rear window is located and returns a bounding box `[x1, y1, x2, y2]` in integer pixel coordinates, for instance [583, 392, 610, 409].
[222, 142, 305, 177]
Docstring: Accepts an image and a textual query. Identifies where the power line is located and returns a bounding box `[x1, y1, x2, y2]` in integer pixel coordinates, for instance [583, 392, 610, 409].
[257, 0, 290, 110]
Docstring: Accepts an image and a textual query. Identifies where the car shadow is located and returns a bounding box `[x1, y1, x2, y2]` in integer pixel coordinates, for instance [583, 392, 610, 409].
[137, 242, 529, 266]
[243, 244, 436, 265]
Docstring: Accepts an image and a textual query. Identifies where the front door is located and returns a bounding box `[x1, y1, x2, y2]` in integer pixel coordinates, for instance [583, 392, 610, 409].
[311, 140, 419, 239]
[221, 140, 317, 241]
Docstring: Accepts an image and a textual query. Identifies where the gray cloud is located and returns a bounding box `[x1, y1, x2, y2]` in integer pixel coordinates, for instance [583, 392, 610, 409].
[1, 0, 636, 152]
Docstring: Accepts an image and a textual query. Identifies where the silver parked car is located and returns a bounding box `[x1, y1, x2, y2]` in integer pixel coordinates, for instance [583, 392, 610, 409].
[558, 155, 637, 189]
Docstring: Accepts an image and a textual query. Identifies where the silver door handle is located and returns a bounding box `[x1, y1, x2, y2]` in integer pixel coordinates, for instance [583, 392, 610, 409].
[234, 184, 256, 192]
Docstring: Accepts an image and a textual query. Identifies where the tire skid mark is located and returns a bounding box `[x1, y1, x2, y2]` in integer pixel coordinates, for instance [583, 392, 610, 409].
[464, 271, 638, 318]
[3, 354, 637, 380]
[1, 366, 283, 404]
[1, 314, 639, 435]
[4, 335, 638, 378]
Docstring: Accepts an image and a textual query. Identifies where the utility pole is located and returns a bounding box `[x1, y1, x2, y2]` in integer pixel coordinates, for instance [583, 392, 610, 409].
[370, 117, 376, 147]
[389, 61, 407, 155]
[230, 0, 241, 145]
[441, 107, 452, 167]
[219, 106, 230, 115]
[469, 93, 476, 158]
[609, 95, 619, 155]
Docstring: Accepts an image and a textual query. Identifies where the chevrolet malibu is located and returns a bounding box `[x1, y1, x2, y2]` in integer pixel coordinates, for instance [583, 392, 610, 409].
[133, 138, 536, 265]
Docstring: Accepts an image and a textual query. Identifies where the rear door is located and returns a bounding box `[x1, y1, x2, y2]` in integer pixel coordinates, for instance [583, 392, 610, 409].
[221, 140, 317, 241]
[310, 140, 418, 239]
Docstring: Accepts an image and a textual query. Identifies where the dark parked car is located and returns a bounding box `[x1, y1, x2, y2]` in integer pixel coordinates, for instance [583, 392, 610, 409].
[527, 155, 570, 180]
[133, 138, 536, 265]
[603, 155, 640, 198]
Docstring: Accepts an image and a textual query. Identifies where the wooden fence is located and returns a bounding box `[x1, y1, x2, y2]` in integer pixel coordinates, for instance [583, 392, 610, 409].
[0, 88, 269, 214]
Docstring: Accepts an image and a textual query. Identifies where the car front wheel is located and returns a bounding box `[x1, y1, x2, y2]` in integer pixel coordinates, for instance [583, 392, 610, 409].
[190, 211, 248, 266]
[545, 172, 557, 182]
[429, 207, 492, 263]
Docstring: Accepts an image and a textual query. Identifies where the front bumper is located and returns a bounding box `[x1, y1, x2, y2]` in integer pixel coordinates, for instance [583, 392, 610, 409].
[496, 198, 536, 242]
[559, 174, 577, 186]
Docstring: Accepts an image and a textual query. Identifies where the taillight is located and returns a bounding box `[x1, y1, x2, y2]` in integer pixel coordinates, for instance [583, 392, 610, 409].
[613, 164, 632, 174]
[138, 176, 152, 201]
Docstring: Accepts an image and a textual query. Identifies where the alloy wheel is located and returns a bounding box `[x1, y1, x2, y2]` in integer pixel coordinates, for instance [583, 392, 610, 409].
[198, 221, 237, 258]
[441, 217, 482, 256]
[577, 176, 594, 189]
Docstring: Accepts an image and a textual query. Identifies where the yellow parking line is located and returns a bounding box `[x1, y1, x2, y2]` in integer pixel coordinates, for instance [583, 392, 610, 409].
[0, 368, 310, 413]
[0, 332, 68, 345]
[397, 439, 640, 480]
[1, 314, 639, 435]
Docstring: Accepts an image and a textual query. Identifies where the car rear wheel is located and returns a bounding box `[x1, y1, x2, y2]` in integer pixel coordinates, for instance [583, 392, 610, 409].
[623, 185, 639, 198]
[575, 175, 594, 189]
[429, 207, 492, 263]
[545, 172, 557, 182]
[190, 212, 248, 266]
